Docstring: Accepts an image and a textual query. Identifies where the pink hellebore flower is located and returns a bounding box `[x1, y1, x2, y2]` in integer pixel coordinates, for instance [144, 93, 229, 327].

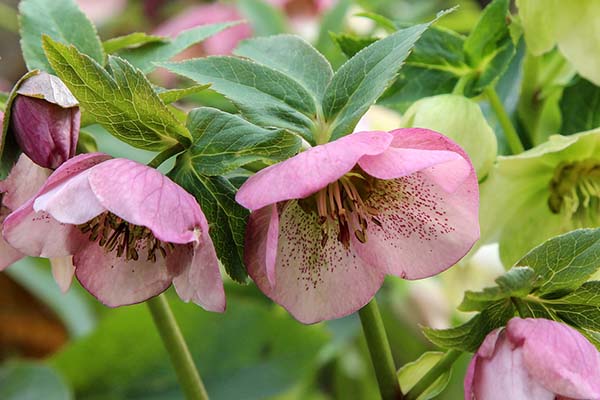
[0, 151, 51, 270]
[465, 317, 600, 400]
[2, 153, 225, 312]
[236, 129, 479, 323]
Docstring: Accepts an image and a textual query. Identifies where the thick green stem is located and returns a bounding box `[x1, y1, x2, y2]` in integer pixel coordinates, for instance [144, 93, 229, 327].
[484, 85, 525, 154]
[148, 143, 185, 169]
[147, 294, 209, 400]
[358, 299, 403, 400]
[404, 349, 462, 400]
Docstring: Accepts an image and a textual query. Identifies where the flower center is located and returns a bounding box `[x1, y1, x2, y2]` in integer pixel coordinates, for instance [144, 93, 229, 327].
[548, 159, 600, 226]
[300, 170, 381, 249]
[77, 212, 174, 262]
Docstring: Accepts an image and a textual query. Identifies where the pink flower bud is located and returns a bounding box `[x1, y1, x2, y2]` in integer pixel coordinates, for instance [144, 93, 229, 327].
[10, 72, 80, 169]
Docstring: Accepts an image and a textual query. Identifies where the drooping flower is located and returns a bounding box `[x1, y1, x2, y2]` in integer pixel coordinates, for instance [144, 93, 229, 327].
[9, 72, 80, 169]
[479, 129, 600, 267]
[3, 153, 225, 311]
[236, 128, 479, 323]
[465, 317, 600, 400]
[0, 152, 51, 270]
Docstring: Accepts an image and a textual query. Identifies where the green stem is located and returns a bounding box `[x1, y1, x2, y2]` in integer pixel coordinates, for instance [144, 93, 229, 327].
[484, 85, 525, 154]
[148, 144, 185, 169]
[147, 294, 209, 400]
[404, 349, 462, 400]
[358, 299, 403, 400]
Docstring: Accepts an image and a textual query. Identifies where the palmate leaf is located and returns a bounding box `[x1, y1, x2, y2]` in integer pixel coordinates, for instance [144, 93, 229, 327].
[43, 36, 191, 151]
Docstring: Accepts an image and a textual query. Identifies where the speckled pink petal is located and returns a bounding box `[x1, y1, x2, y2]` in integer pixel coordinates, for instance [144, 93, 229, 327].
[236, 131, 393, 211]
[353, 169, 479, 279]
[74, 240, 173, 307]
[247, 201, 385, 324]
[169, 240, 225, 313]
[50, 256, 75, 293]
[88, 159, 209, 245]
[507, 318, 600, 398]
[0, 154, 51, 211]
[472, 331, 555, 400]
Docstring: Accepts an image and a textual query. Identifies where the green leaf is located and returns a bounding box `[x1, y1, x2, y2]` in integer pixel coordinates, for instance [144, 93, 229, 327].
[234, 35, 333, 103]
[169, 165, 248, 282]
[330, 33, 378, 59]
[237, 0, 287, 36]
[184, 107, 301, 176]
[515, 228, 600, 297]
[560, 77, 600, 135]
[458, 267, 537, 312]
[118, 23, 238, 73]
[43, 37, 191, 151]
[19, 0, 104, 72]
[0, 362, 71, 400]
[160, 57, 317, 142]
[76, 130, 98, 153]
[397, 352, 452, 400]
[51, 292, 328, 399]
[549, 303, 600, 331]
[322, 22, 433, 140]
[0, 70, 39, 179]
[103, 32, 167, 54]
[423, 300, 515, 352]
[556, 281, 600, 307]
[156, 84, 211, 104]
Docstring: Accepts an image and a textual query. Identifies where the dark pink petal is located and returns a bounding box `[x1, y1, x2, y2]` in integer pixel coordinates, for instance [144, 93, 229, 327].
[246, 205, 280, 288]
[0, 154, 51, 211]
[74, 240, 172, 307]
[88, 159, 209, 245]
[236, 131, 393, 211]
[169, 240, 225, 313]
[472, 330, 555, 400]
[246, 201, 385, 324]
[353, 170, 479, 279]
[507, 318, 600, 398]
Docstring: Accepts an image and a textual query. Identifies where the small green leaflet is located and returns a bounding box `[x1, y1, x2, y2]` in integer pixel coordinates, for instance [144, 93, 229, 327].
[19, 0, 104, 72]
[156, 84, 211, 104]
[118, 23, 238, 73]
[159, 56, 317, 142]
[169, 164, 248, 282]
[103, 33, 167, 54]
[560, 77, 600, 135]
[330, 33, 378, 59]
[184, 107, 301, 176]
[397, 352, 452, 400]
[43, 36, 192, 151]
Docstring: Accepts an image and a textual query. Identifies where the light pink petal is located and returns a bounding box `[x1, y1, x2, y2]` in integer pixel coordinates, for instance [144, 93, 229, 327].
[353, 169, 479, 279]
[33, 168, 105, 224]
[88, 159, 208, 245]
[50, 256, 75, 293]
[473, 331, 555, 400]
[236, 131, 393, 211]
[464, 328, 505, 400]
[74, 240, 172, 307]
[0, 154, 51, 211]
[507, 318, 600, 398]
[246, 201, 385, 324]
[169, 240, 225, 313]
[0, 208, 23, 270]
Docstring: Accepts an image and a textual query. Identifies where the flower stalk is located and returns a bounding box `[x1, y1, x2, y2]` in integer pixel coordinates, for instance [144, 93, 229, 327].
[404, 349, 462, 400]
[484, 85, 525, 154]
[358, 298, 403, 400]
[147, 294, 209, 400]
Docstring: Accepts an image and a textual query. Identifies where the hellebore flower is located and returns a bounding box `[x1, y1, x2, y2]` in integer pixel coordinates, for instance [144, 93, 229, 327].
[0, 152, 51, 270]
[3, 153, 225, 311]
[9, 72, 80, 169]
[465, 317, 600, 400]
[236, 129, 479, 323]
[480, 129, 600, 266]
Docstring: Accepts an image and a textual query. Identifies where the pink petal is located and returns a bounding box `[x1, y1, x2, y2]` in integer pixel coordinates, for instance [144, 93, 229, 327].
[464, 328, 504, 400]
[0, 154, 51, 211]
[88, 159, 209, 245]
[246, 201, 385, 324]
[74, 240, 172, 307]
[0, 208, 23, 270]
[472, 331, 555, 400]
[236, 131, 393, 211]
[353, 170, 479, 279]
[169, 240, 226, 313]
[245, 205, 280, 288]
[507, 318, 600, 398]
[50, 256, 75, 293]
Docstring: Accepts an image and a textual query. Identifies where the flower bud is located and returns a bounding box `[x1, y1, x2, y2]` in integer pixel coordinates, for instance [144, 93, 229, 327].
[10, 72, 80, 169]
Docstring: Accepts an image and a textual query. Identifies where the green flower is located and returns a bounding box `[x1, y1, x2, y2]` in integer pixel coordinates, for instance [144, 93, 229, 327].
[480, 129, 600, 266]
